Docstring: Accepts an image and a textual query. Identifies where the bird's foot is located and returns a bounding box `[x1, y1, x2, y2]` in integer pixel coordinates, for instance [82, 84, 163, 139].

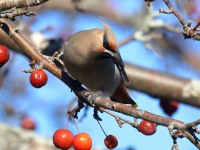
[85, 91, 103, 100]
[68, 99, 85, 119]
[85, 91, 103, 106]
[93, 107, 102, 121]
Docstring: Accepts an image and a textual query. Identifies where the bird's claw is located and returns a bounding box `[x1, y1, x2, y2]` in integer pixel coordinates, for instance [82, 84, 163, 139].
[85, 91, 103, 106]
[93, 107, 102, 121]
[85, 91, 103, 99]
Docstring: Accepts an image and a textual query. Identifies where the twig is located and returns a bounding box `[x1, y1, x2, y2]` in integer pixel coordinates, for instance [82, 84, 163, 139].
[118, 34, 136, 47]
[99, 107, 138, 128]
[162, 0, 200, 40]
[0, 0, 49, 11]
[0, 8, 35, 24]
[185, 119, 200, 129]
[162, 0, 186, 26]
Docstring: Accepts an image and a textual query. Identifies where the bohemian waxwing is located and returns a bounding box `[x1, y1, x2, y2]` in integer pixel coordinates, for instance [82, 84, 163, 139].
[63, 22, 137, 108]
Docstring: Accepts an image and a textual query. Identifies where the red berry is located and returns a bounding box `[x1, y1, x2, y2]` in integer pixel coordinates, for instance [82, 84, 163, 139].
[21, 116, 36, 130]
[30, 69, 48, 88]
[139, 120, 157, 135]
[160, 100, 179, 116]
[73, 132, 92, 150]
[53, 129, 74, 149]
[0, 45, 10, 67]
[104, 135, 118, 149]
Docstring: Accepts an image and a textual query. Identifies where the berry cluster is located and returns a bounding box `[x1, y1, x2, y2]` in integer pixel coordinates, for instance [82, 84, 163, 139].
[53, 129, 92, 150]
[53, 128, 120, 150]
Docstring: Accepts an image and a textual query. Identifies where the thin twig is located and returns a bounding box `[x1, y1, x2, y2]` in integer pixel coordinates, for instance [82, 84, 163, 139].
[162, 0, 187, 26]
[118, 34, 136, 47]
[0, 8, 35, 24]
[99, 107, 138, 128]
[0, 0, 49, 11]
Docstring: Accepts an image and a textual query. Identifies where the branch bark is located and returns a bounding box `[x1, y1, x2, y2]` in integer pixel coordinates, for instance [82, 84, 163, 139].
[125, 63, 200, 108]
[162, 0, 187, 26]
[0, 0, 48, 11]
[162, 0, 200, 40]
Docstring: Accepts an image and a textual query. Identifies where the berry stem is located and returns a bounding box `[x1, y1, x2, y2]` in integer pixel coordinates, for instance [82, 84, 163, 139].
[72, 117, 80, 133]
[97, 119, 107, 137]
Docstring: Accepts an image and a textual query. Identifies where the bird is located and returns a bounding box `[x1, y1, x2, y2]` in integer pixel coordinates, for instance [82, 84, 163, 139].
[62, 22, 137, 108]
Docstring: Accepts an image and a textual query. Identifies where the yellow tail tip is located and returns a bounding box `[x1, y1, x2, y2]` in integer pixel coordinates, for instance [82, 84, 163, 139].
[132, 104, 138, 108]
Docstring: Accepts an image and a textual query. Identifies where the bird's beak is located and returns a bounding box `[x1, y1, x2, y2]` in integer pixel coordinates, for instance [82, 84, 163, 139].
[104, 49, 130, 83]
[104, 49, 120, 61]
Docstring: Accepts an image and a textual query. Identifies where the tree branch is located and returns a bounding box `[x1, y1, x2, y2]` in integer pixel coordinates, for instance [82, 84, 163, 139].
[125, 63, 200, 108]
[0, 0, 49, 11]
[162, 0, 187, 26]
[0, 8, 35, 24]
[186, 119, 200, 129]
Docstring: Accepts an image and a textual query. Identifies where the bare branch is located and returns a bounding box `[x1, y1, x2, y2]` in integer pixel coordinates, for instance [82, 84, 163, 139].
[186, 119, 200, 129]
[0, 8, 35, 24]
[162, 0, 200, 40]
[98, 107, 138, 128]
[125, 63, 200, 108]
[0, 0, 49, 11]
[162, 0, 187, 26]
[183, 130, 200, 149]
[118, 34, 136, 47]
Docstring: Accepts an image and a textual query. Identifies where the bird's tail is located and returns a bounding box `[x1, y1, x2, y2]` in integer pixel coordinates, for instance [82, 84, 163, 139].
[110, 83, 138, 108]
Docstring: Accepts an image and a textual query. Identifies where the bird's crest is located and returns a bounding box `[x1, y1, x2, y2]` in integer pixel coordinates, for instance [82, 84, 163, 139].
[100, 19, 118, 52]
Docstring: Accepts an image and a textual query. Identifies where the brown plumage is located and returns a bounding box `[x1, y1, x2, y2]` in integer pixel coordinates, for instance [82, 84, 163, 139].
[62, 22, 137, 108]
